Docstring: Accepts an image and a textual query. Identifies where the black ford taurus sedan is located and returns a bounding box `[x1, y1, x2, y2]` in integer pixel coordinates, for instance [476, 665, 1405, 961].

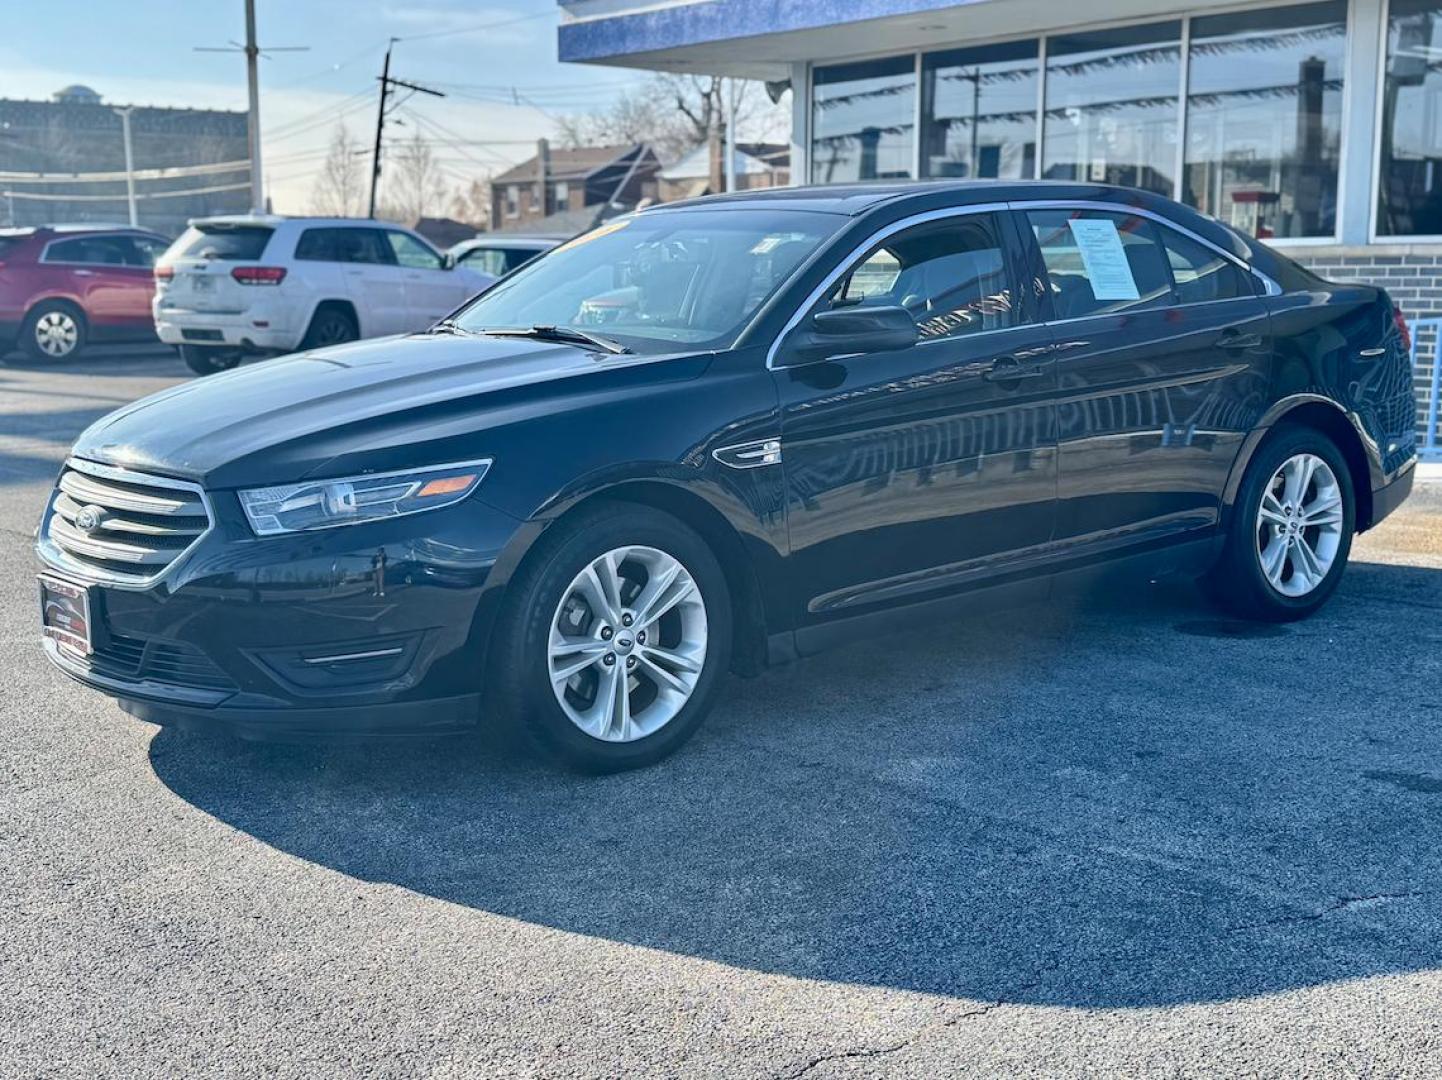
[37, 182, 1417, 771]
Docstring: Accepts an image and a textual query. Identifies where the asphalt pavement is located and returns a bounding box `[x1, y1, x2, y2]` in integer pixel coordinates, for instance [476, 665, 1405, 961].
[4, 346, 1442, 1077]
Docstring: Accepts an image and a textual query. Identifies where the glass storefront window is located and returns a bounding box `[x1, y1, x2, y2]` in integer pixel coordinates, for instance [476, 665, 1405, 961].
[1183, 3, 1345, 240]
[1042, 22, 1181, 197]
[1379, 0, 1442, 236]
[811, 57, 917, 184]
[920, 40, 1039, 180]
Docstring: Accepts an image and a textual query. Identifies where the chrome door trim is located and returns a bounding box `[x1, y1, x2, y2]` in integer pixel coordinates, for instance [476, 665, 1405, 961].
[764, 202, 1012, 371]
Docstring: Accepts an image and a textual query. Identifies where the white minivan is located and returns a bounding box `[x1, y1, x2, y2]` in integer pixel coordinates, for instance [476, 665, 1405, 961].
[153, 216, 497, 374]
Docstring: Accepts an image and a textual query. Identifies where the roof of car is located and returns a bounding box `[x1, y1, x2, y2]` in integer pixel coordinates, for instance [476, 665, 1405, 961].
[451, 235, 564, 251]
[647, 179, 1176, 217]
[188, 215, 409, 229]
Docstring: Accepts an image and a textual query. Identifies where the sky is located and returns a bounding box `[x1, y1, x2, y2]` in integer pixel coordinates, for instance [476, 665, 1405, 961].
[0, 0, 658, 214]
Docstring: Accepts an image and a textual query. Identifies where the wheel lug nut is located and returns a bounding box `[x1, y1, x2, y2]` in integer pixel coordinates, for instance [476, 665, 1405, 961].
[626, 657, 636, 669]
[637, 631, 646, 644]
[621, 613, 634, 627]
[603, 654, 615, 666]
[600, 626, 612, 640]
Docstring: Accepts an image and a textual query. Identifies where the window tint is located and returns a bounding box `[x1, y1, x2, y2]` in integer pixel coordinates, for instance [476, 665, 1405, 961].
[1027, 209, 1175, 319]
[176, 225, 273, 261]
[459, 247, 508, 276]
[386, 231, 443, 270]
[1184, 2, 1344, 240]
[1158, 228, 1252, 304]
[812, 56, 917, 183]
[506, 249, 543, 273]
[130, 235, 169, 267]
[1043, 23, 1181, 197]
[44, 235, 141, 266]
[296, 227, 388, 264]
[921, 40, 1038, 180]
[831, 214, 1015, 340]
[1379, 0, 1442, 236]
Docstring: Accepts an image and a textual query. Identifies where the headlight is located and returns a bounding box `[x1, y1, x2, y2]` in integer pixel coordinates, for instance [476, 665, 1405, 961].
[238, 459, 491, 536]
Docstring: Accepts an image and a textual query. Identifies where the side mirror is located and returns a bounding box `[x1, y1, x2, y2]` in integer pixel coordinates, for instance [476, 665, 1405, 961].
[784, 305, 918, 364]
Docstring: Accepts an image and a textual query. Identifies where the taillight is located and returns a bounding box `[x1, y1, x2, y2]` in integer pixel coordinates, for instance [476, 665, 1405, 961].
[154, 265, 174, 281]
[1393, 303, 1412, 352]
[231, 266, 287, 286]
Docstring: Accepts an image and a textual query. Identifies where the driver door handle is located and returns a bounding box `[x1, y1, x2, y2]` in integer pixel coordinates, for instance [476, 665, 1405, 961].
[983, 355, 1046, 383]
[1216, 328, 1263, 351]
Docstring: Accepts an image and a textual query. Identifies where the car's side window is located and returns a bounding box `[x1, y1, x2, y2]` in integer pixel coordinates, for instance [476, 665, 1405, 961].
[1157, 227, 1254, 304]
[129, 236, 169, 267]
[43, 235, 137, 266]
[386, 231, 444, 270]
[1025, 209, 1174, 320]
[461, 247, 508, 276]
[828, 213, 1016, 341]
[294, 228, 387, 265]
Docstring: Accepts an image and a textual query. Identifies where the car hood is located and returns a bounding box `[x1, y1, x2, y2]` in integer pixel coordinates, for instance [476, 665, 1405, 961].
[72, 332, 708, 488]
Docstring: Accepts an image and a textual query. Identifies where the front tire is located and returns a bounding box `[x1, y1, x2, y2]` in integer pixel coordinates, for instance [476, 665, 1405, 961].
[21, 301, 86, 362]
[180, 345, 241, 375]
[1205, 425, 1355, 621]
[490, 504, 732, 772]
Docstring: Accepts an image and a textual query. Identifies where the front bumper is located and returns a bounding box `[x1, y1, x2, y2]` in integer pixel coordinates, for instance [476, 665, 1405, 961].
[39, 490, 524, 740]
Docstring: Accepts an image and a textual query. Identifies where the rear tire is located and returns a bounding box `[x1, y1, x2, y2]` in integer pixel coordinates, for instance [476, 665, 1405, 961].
[21, 300, 87, 362]
[180, 345, 241, 375]
[300, 305, 358, 350]
[1204, 425, 1355, 622]
[489, 503, 733, 773]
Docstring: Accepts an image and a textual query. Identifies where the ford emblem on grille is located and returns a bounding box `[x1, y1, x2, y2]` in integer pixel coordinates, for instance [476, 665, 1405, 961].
[74, 504, 107, 534]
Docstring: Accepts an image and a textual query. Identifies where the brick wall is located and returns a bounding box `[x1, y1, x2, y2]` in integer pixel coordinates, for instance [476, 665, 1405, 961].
[1292, 244, 1442, 450]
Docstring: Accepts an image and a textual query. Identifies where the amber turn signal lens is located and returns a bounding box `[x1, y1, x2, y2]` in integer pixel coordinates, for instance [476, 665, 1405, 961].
[417, 474, 477, 497]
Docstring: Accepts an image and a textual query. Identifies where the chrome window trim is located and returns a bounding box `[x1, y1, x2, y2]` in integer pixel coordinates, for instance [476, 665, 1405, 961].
[765, 202, 1011, 370]
[1010, 199, 1282, 296]
[36, 458, 216, 592]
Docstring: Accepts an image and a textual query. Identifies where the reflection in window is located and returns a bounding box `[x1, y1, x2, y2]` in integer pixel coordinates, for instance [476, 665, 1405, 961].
[1158, 228, 1252, 304]
[812, 57, 916, 183]
[921, 40, 1038, 180]
[1183, 3, 1345, 240]
[1042, 22, 1181, 197]
[832, 216, 1014, 341]
[1027, 209, 1173, 319]
[1379, 0, 1442, 236]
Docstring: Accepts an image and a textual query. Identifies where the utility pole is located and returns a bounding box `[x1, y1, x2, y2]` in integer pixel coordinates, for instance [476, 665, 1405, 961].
[243, 0, 263, 211]
[368, 40, 393, 219]
[367, 41, 444, 219]
[195, 4, 306, 215]
[112, 107, 138, 226]
[723, 78, 737, 194]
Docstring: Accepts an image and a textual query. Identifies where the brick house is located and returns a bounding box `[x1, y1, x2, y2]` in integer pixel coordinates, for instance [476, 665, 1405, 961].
[488, 141, 661, 232]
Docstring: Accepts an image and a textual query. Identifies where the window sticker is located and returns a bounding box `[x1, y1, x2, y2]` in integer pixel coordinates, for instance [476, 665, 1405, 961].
[1066, 218, 1140, 301]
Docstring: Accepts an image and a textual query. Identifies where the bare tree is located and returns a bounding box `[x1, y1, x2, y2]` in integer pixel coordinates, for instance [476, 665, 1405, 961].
[309, 123, 366, 217]
[447, 176, 491, 228]
[376, 129, 447, 224]
[557, 75, 786, 160]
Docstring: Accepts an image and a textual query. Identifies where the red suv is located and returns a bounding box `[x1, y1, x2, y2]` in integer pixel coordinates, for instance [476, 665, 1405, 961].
[0, 225, 171, 362]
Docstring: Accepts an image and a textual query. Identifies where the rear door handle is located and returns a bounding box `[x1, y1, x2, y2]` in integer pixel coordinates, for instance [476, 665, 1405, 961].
[1216, 329, 1263, 350]
[983, 355, 1046, 383]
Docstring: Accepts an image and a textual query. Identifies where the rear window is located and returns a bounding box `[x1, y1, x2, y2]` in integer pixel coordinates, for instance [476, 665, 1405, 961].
[175, 225, 274, 261]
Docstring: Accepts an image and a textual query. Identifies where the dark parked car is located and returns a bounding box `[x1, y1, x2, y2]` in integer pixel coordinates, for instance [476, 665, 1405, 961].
[0, 225, 171, 361]
[448, 234, 566, 277]
[36, 182, 1416, 771]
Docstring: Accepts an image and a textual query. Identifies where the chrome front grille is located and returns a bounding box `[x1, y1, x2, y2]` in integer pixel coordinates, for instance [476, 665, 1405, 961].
[39, 459, 212, 586]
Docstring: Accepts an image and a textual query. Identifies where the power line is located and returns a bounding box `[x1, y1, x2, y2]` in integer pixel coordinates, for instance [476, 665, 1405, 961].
[390, 8, 555, 44]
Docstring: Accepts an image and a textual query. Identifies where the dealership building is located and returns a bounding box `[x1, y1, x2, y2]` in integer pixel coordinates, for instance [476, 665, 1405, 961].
[559, 0, 1442, 449]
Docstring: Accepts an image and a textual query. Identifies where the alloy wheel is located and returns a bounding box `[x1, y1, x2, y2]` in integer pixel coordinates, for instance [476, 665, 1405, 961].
[547, 545, 707, 743]
[1254, 452, 1344, 597]
[34, 310, 79, 358]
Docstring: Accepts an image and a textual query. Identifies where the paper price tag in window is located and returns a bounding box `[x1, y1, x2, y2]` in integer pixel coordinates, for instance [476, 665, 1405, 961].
[1067, 218, 1140, 301]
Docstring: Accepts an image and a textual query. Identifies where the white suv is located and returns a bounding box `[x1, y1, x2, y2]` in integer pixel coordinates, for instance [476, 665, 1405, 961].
[153, 216, 497, 374]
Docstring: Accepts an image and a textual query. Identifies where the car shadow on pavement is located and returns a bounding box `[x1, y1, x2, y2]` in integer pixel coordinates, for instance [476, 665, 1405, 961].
[148, 560, 1442, 1008]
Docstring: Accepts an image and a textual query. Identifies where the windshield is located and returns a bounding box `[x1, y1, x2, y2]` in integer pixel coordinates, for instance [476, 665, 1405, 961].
[452, 209, 843, 354]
